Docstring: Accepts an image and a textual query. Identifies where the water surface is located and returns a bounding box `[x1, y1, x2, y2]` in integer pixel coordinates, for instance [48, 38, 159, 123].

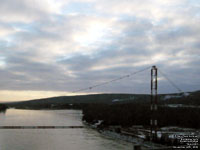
[0, 109, 132, 150]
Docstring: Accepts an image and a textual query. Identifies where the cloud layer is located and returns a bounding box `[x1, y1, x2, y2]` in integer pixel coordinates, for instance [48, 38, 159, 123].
[0, 0, 200, 101]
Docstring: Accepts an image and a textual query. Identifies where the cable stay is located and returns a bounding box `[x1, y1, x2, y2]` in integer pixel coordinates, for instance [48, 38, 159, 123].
[158, 69, 183, 93]
[73, 66, 151, 93]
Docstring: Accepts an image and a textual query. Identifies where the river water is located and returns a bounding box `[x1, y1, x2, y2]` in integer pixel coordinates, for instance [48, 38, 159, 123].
[0, 109, 132, 150]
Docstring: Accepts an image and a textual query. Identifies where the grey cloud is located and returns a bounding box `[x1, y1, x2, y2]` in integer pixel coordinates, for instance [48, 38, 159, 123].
[155, 26, 199, 45]
[0, 0, 48, 23]
[0, 0, 199, 95]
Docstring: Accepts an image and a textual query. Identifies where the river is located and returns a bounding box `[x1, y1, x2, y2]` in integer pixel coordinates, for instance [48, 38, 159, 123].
[0, 109, 133, 150]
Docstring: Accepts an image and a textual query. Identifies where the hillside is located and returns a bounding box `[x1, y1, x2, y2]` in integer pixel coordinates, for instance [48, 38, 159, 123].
[3, 90, 200, 109]
[160, 90, 200, 105]
[3, 91, 200, 130]
[5, 93, 150, 109]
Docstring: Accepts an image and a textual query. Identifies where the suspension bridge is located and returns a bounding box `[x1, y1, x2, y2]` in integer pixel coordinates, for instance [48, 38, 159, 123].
[0, 65, 184, 141]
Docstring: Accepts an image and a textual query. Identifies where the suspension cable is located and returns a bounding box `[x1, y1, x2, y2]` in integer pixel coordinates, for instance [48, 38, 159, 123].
[73, 66, 151, 93]
[158, 69, 183, 93]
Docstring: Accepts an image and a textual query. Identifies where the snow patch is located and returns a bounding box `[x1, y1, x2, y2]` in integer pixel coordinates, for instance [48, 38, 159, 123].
[163, 95, 182, 100]
[163, 92, 190, 100]
[183, 92, 190, 96]
[112, 99, 120, 102]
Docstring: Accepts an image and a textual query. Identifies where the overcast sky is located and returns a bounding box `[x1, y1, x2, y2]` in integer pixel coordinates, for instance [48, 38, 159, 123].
[0, 0, 200, 101]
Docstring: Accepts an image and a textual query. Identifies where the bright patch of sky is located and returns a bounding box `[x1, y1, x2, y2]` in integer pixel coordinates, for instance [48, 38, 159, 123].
[0, 56, 6, 68]
[73, 21, 112, 47]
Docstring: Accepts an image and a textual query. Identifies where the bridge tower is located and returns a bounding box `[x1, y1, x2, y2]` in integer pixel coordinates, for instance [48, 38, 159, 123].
[150, 65, 158, 141]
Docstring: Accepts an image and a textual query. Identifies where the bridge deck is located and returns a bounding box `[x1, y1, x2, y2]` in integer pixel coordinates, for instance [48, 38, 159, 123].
[0, 126, 84, 129]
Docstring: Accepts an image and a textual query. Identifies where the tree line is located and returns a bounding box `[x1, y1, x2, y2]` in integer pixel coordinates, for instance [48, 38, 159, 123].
[82, 103, 200, 129]
[0, 104, 8, 112]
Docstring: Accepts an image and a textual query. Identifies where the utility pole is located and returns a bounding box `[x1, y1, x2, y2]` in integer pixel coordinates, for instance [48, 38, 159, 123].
[150, 65, 158, 141]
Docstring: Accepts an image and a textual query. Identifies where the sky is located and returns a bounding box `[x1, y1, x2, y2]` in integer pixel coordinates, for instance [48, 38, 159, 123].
[0, 0, 200, 102]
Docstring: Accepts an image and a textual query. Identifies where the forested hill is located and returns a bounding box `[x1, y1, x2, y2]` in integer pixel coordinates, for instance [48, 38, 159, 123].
[4, 90, 200, 109]
[6, 93, 150, 109]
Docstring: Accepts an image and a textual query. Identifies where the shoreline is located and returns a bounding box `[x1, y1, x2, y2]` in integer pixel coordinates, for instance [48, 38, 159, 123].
[83, 122, 166, 149]
[83, 121, 200, 149]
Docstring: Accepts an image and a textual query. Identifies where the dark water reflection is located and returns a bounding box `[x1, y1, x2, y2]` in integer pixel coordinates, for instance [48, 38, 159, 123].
[0, 109, 132, 150]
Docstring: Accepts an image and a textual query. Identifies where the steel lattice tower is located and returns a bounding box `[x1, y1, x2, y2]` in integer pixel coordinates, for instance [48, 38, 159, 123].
[150, 65, 158, 140]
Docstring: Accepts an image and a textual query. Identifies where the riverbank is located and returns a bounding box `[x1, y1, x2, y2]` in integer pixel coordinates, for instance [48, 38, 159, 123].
[84, 121, 200, 149]
[99, 129, 165, 149]
[83, 121, 166, 149]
